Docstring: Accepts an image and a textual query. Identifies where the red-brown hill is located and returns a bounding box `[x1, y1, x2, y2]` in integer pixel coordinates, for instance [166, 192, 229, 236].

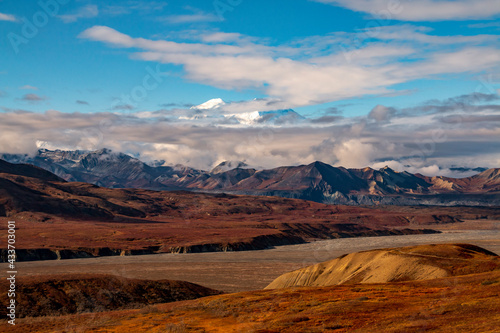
[0, 274, 221, 318]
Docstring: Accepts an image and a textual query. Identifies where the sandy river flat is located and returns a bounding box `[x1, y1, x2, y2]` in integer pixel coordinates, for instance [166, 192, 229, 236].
[2, 220, 499, 293]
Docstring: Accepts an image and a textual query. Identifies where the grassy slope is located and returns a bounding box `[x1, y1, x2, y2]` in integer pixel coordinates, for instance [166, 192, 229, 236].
[3, 270, 499, 333]
[0, 274, 221, 319]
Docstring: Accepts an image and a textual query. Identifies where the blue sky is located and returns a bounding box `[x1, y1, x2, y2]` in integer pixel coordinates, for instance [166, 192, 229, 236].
[0, 0, 500, 174]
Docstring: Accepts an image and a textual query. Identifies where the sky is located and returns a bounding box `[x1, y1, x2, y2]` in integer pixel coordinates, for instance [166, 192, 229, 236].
[0, 0, 500, 176]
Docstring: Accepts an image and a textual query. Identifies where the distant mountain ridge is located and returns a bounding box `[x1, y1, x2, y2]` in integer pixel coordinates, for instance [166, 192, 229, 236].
[2, 149, 499, 206]
[1, 149, 202, 189]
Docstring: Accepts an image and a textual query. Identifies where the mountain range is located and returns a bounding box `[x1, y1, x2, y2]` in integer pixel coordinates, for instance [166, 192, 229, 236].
[7, 157, 474, 261]
[2, 148, 500, 206]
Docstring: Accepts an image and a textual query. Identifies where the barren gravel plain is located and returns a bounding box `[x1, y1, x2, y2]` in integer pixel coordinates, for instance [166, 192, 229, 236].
[2, 220, 498, 293]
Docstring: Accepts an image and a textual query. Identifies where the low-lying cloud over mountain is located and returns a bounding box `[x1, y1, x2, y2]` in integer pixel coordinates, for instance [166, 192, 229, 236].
[0, 92, 499, 177]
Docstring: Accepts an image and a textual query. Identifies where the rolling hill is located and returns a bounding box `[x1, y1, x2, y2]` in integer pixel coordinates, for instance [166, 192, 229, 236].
[265, 243, 500, 289]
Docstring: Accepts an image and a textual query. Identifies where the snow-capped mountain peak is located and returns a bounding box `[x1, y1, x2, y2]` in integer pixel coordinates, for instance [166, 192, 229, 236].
[191, 98, 225, 110]
[186, 99, 305, 126]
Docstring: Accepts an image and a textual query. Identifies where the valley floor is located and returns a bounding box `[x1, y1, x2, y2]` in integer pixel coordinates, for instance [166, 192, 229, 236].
[2, 220, 499, 293]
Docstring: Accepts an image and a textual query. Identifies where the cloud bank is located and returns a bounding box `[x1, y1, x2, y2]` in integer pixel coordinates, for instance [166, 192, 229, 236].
[78, 25, 500, 108]
[1, 93, 499, 176]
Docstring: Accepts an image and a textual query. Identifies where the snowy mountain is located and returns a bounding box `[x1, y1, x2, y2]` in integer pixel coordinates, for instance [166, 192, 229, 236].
[0, 149, 201, 188]
[187, 98, 307, 126]
[191, 98, 226, 110]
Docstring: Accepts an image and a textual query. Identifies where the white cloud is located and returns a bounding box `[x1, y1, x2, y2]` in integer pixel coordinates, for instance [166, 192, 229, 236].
[19, 85, 38, 90]
[333, 139, 377, 168]
[0, 12, 17, 22]
[0, 95, 499, 174]
[201, 32, 243, 43]
[59, 5, 98, 23]
[468, 22, 500, 29]
[371, 160, 441, 176]
[79, 26, 500, 108]
[315, 0, 500, 21]
[367, 25, 500, 45]
[159, 8, 220, 24]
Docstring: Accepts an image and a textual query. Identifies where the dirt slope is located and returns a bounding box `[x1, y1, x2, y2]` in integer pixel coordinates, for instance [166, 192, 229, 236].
[265, 244, 500, 289]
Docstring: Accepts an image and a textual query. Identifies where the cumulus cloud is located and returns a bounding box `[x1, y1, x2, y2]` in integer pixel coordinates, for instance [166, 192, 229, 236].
[368, 105, 396, 122]
[315, 0, 500, 21]
[78, 25, 500, 108]
[59, 5, 98, 23]
[333, 139, 378, 168]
